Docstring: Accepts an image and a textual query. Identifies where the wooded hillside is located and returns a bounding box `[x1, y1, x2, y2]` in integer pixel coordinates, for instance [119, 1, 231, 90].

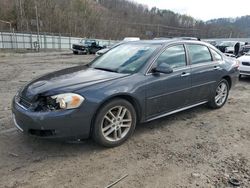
[0, 0, 249, 39]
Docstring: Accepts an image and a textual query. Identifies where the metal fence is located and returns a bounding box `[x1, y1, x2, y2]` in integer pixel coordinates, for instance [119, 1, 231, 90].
[1, 31, 250, 51]
[0, 31, 117, 50]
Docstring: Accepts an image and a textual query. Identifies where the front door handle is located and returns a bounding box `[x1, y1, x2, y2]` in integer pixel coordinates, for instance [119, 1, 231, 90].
[181, 72, 190, 77]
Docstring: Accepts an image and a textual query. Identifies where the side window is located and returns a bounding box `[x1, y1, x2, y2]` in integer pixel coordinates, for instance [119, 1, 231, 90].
[155, 45, 186, 69]
[210, 48, 222, 61]
[187, 44, 212, 64]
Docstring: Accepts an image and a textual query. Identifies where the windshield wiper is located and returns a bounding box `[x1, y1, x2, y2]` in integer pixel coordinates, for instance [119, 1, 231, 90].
[93, 67, 117, 73]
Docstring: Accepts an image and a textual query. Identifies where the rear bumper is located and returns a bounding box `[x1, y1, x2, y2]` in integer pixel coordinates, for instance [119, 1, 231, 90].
[239, 66, 250, 76]
[239, 65, 250, 75]
[240, 70, 250, 76]
[11, 98, 92, 140]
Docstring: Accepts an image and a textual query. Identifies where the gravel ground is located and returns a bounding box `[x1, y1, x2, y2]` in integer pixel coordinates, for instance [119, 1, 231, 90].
[0, 51, 249, 188]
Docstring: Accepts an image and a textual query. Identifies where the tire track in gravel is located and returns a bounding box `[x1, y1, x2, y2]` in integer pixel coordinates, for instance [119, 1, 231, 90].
[0, 63, 23, 82]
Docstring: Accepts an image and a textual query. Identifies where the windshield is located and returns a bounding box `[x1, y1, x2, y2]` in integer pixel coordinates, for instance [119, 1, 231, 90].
[90, 43, 160, 74]
[80, 39, 95, 45]
[219, 41, 237, 47]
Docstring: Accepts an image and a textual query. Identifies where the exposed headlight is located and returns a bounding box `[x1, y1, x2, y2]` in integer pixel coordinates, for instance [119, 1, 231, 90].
[51, 93, 84, 110]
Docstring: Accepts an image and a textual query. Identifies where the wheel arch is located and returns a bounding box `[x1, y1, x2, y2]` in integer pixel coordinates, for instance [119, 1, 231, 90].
[89, 94, 142, 136]
[222, 75, 232, 89]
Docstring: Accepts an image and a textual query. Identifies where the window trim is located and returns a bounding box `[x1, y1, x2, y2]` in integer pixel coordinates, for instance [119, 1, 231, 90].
[146, 43, 188, 75]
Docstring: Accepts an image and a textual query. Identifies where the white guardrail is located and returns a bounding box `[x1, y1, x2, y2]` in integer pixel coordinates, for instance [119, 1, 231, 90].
[0, 31, 117, 50]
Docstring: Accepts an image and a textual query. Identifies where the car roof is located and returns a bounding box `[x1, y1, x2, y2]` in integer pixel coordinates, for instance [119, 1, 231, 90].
[123, 38, 207, 46]
[120, 38, 222, 56]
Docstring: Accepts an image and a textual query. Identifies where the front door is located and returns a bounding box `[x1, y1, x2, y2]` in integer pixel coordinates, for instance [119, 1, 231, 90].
[145, 44, 191, 119]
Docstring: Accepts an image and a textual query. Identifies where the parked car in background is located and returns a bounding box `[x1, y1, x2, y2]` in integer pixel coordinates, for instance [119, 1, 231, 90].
[95, 48, 110, 56]
[153, 37, 171, 40]
[95, 42, 123, 57]
[203, 39, 217, 46]
[216, 41, 244, 55]
[237, 52, 250, 78]
[95, 37, 140, 56]
[242, 44, 250, 54]
[122, 37, 140, 42]
[72, 39, 105, 54]
[12, 38, 239, 147]
[224, 53, 236, 58]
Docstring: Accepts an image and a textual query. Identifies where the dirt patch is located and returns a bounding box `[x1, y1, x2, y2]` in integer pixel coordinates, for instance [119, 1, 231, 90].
[0, 51, 249, 187]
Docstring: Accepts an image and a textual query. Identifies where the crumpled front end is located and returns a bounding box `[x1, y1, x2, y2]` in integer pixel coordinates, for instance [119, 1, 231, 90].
[11, 91, 93, 140]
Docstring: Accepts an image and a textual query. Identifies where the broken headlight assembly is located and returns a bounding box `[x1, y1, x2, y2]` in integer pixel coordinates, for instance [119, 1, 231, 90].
[35, 93, 84, 112]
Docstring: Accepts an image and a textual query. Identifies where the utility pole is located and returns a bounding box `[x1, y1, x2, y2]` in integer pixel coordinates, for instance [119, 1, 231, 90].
[157, 24, 160, 37]
[35, 0, 40, 51]
[19, 0, 23, 30]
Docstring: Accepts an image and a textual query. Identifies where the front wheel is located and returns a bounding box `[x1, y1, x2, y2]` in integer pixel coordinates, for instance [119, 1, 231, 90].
[208, 79, 229, 109]
[92, 99, 137, 147]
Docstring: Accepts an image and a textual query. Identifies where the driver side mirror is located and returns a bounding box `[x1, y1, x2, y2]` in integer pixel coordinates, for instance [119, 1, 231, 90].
[152, 63, 173, 74]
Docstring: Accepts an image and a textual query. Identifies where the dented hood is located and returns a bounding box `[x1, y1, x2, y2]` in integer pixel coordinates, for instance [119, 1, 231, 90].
[20, 65, 129, 101]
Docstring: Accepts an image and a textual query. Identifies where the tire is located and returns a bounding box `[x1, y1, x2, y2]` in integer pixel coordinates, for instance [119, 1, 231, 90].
[208, 79, 229, 109]
[86, 50, 91, 55]
[92, 99, 137, 147]
[73, 51, 78, 55]
[239, 74, 242, 79]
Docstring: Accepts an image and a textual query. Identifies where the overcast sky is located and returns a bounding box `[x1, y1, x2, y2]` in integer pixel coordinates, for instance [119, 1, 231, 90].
[134, 0, 250, 21]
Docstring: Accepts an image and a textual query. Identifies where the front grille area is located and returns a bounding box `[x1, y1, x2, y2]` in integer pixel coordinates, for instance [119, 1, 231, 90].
[16, 96, 32, 109]
[242, 62, 250, 66]
[73, 44, 85, 50]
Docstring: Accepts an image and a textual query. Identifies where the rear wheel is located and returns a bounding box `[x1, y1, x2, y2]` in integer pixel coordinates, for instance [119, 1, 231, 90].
[92, 99, 137, 147]
[73, 51, 78, 55]
[208, 79, 229, 109]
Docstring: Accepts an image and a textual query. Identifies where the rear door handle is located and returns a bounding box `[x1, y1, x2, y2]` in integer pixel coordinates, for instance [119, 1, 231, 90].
[181, 72, 190, 77]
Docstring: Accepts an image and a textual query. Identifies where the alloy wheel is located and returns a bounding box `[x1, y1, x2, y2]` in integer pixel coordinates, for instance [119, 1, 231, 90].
[101, 106, 132, 142]
[215, 82, 228, 106]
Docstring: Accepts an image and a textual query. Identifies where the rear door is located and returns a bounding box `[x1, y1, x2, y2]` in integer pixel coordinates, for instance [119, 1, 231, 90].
[145, 44, 192, 119]
[186, 44, 222, 103]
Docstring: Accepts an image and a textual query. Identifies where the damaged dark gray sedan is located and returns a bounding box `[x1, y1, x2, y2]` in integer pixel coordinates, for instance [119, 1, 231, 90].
[12, 38, 239, 147]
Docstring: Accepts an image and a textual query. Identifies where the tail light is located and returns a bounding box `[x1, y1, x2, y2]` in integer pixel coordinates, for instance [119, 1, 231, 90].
[235, 60, 240, 69]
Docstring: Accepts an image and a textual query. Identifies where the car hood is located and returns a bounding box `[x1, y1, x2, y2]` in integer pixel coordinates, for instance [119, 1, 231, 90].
[238, 55, 250, 62]
[20, 65, 129, 101]
[73, 43, 88, 47]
